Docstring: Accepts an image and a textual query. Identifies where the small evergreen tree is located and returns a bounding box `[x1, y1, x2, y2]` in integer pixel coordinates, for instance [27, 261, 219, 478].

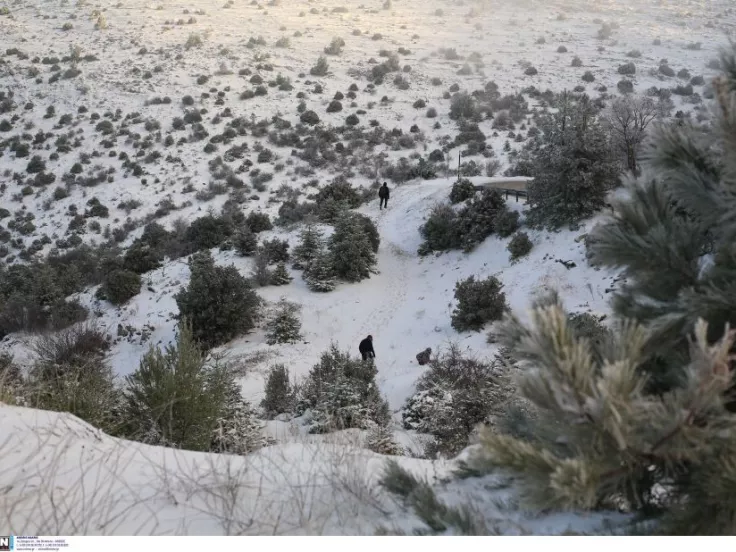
[175, 251, 262, 349]
[365, 422, 404, 456]
[302, 345, 389, 433]
[233, 226, 258, 256]
[270, 262, 292, 285]
[329, 214, 377, 282]
[451, 275, 508, 332]
[292, 223, 324, 270]
[210, 374, 270, 455]
[261, 364, 295, 418]
[507, 231, 533, 260]
[122, 321, 224, 450]
[251, 252, 273, 287]
[265, 298, 303, 345]
[524, 92, 620, 229]
[449, 178, 476, 204]
[305, 251, 336, 292]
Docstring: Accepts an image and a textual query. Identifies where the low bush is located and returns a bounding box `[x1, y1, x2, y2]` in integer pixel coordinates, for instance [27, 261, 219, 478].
[451, 275, 508, 332]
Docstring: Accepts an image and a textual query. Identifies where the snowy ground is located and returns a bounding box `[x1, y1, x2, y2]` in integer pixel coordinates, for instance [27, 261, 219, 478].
[0, 404, 629, 535]
[0, 0, 733, 536]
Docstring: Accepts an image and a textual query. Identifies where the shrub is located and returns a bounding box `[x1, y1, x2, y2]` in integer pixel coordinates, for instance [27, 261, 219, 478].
[449, 179, 476, 204]
[571, 56, 583, 67]
[184, 214, 232, 252]
[524, 66, 538, 76]
[328, 214, 377, 282]
[426, 107, 437, 118]
[123, 321, 267, 453]
[245, 211, 273, 233]
[350, 212, 380, 253]
[310, 56, 329, 76]
[494, 209, 520, 238]
[324, 37, 345, 55]
[449, 92, 478, 121]
[418, 204, 461, 254]
[265, 298, 302, 344]
[261, 364, 295, 418]
[451, 275, 508, 332]
[315, 176, 362, 212]
[300, 110, 320, 125]
[582, 70, 595, 82]
[233, 226, 258, 256]
[260, 238, 289, 263]
[507, 231, 532, 260]
[28, 326, 118, 432]
[618, 62, 636, 75]
[402, 345, 504, 456]
[326, 100, 343, 113]
[293, 224, 324, 270]
[345, 114, 359, 126]
[175, 251, 262, 349]
[617, 79, 634, 94]
[100, 269, 141, 305]
[659, 64, 675, 77]
[301, 345, 390, 433]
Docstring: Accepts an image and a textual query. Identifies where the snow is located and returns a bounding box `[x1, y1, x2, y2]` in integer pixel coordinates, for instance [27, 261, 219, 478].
[0, 0, 732, 536]
[0, 404, 627, 535]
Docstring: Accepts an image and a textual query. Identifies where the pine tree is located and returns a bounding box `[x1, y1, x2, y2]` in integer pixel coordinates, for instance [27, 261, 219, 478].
[122, 320, 228, 451]
[328, 213, 377, 282]
[303, 344, 390, 434]
[270, 262, 292, 286]
[524, 92, 620, 229]
[261, 364, 295, 418]
[292, 223, 324, 270]
[468, 52, 736, 535]
[175, 251, 262, 349]
[365, 422, 404, 456]
[210, 374, 270, 455]
[233, 225, 258, 256]
[265, 298, 303, 345]
[305, 250, 336, 292]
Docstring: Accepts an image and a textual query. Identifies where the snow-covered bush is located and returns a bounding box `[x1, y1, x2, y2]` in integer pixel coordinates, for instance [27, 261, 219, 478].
[451, 275, 508, 332]
[418, 204, 461, 254]
[401, 345, 505, 457]
[233, 226, 258, 256]
[301, 345, 389, 433]
[365, 423, 404, 456]
[175, 251, 262, 349]
[305, 251, 337, 292]
[310, 55, 329, 76]
[507, 231, 532, 260]
[494, 209, 520, 238]
[265, 298, 302, 345]
[449, 178, 476, 204]
[270, 262, 292, 286]
[260, 238, 290, 263]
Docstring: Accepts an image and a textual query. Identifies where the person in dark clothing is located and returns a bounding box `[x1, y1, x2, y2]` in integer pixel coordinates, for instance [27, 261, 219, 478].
[359, 335, 375, 361]
[378, 182, 390, 210]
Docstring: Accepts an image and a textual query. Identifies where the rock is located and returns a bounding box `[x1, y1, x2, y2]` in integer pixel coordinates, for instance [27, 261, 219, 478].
[416, 347, 432, 365]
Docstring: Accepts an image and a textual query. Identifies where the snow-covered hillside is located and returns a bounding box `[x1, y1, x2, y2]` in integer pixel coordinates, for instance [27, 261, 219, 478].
[0, 404, 628, 534]
[0, 0, 734, 536]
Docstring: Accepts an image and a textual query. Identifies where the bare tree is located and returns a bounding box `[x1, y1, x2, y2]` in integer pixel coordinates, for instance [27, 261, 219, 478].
[604, 95, 659, 175]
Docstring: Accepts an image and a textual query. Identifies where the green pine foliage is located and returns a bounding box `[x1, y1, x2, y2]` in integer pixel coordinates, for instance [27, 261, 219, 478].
[175, 251, 262, 349]
[365, 423, 405, 456]
[451, 275, 508, 332]
[123, 320, 267, 453]
[472, 53, 736, 534]
[261, 364, 295, 418]
[270, 262, 292, 286]
[265, 298, 302, 345]
[292, 223, 324, 270]
[99, 269, 141, 305]
[328, 213, 377, 282]
[524, 92, 620, 229]
[233, 225, 258, 256]
[305, 250, 337, 292]
[507, 231, 533, 260]
[449, 178, 476, 204]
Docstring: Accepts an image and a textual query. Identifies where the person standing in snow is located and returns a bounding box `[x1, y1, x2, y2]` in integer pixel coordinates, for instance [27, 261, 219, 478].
[359, 335, 375, 361]
[378, 182, 390, 210]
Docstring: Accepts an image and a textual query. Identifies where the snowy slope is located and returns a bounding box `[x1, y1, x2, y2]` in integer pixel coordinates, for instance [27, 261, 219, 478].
[0, 403, 628, 535]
